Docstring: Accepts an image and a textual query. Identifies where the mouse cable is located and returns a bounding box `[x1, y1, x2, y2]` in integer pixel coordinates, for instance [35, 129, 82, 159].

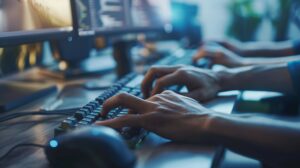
[0, 143, 46, 161]
[0, 108, 80, 123]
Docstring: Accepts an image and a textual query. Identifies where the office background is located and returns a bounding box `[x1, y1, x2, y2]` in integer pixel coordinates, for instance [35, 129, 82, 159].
[1, 0, 300, 76]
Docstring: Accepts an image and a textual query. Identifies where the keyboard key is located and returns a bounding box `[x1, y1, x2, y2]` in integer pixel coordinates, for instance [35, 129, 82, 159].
[89, 101, 99, 108]
[96, 97, 106, 104]
[74, 111, 86, 120]
[80, 108, 90, 115]
[120, 87, 131, 93]
[107, 113, 115, 119]
[119, 110, 129, 115]
[83, 105, 93, 112]
[78, 121, 89, 126]
[130, 90, 140, 96]
[96, 117, 105, 122]
[86, 115, 97, 122]
[61, 119, 76, 129]
[116, 113, 126, 117]
[82, 118, 93, 124]
[90, 112, 100, 117]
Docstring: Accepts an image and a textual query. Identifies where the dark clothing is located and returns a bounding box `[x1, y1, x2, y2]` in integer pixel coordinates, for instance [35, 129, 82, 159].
[293, 40, 300, 55]
[288, 60, 300, 96]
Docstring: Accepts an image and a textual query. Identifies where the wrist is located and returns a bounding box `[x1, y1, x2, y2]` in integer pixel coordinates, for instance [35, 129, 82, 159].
[200, 113, 229, 144]
[215, 69, 236, 91]
[202, 113, 236, 144]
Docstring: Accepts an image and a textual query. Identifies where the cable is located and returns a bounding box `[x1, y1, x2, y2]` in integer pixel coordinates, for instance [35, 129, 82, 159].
[0, 108, 80, 123]
[0, 143, 46, 161]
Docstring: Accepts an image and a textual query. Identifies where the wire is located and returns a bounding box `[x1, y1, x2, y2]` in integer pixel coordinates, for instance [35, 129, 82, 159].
[0, 143, 46, 161]
[0, 108, 80, 123]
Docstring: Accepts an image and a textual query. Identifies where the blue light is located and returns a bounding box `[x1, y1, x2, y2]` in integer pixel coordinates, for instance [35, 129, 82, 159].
[91, 129, 101, 136]
[49, 140, 58, 148]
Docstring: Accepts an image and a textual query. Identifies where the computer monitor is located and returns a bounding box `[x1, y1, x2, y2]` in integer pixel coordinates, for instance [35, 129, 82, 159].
[0, 0, 74, 111]
[72, 0, 172, 77]
[74, 0, 172, 36]
[0, 0, 73, 46]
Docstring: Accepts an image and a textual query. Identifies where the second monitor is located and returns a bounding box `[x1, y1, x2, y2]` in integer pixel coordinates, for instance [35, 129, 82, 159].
[75, 0, 172, 36]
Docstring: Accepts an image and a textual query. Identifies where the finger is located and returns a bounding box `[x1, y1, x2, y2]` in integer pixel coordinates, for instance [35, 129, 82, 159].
[95, 114, 141, 129]
[192, 47, 207, 63]
[141, 66, 180, 98]
[182, 89, 212, 102]
[151, 72, 182, 96]
[192, 47, 216, 63]
[101, 93, 150, 117]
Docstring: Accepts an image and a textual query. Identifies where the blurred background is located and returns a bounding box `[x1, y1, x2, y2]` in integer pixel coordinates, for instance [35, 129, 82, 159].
[1, 0, 300, 76]
[190, 0, 300, 41]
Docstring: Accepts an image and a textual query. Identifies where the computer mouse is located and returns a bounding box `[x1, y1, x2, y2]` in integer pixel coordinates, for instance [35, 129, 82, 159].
[45, 126, 136, 168]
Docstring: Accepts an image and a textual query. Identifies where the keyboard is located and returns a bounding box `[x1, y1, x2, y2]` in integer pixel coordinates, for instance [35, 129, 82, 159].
[54, 73, 148, 148]
[55, 49, 203, 148]
[155, 49, 210, 68]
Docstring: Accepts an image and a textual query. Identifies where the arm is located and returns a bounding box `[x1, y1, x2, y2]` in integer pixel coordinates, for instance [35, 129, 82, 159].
[97, 64, 300, 167]
[208, 113, 300, 167]
[222, 40, 297, 57]
[140, 64, 296, 102]
[96, 91, 300, 167]
[193, 45, 300, 68]
[218, 63, 295, 95]
[241, 55, 300, 67]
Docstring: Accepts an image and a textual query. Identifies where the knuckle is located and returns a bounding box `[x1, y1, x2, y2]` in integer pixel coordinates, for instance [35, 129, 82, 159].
[155, 106, 168, 113]
[151, 94, 163, 101]
[155, 79, 164, 86]
[117, 93, 128, 100]
[176, 69, 187, 76]
[162, 90, 174, 95]
[149, 66, 160, 74]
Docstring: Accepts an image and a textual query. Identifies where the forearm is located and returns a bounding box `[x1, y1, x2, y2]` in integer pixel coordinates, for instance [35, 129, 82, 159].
[236, 41, 295, 57]
[205, 114, 300, 167]
[217, 64, 295, 95]
[241, 56, 300, 67]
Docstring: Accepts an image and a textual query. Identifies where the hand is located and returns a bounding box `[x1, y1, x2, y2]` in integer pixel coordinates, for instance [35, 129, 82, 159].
[96, 91, 215, 143]
[203, 39, 242, 53]
[192, 45, 245, 68]
[141, 66, 221, 102]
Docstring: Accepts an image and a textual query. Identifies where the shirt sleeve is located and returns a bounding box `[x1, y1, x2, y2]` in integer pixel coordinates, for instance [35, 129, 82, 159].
[293, 40, 300, 55]
[288, 60, 300, 96]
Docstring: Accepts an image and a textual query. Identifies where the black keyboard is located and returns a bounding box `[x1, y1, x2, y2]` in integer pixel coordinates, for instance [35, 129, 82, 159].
[55, 49, 203, 148]
[54, 73, 147, 148]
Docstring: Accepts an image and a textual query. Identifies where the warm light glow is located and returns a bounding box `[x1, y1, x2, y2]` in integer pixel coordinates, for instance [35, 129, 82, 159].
[17, 45, 28, 71]
[59, 61, 68, 71]
[29, 47, 37, 66]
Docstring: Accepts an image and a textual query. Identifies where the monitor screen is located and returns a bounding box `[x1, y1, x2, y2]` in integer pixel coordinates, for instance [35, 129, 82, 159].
[0, 0, 73, 42]
[131, 0, 171, 28]
[75, 0, 172, 36]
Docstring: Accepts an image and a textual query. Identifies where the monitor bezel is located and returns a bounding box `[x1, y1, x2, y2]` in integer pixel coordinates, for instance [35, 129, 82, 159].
[74, 0, 172, 38]
[95, 27, 168, 36]
[0, 0, 75, 47]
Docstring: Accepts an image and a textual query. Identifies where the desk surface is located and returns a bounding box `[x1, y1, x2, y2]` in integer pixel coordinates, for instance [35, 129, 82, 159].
[0, 68, 237, 168]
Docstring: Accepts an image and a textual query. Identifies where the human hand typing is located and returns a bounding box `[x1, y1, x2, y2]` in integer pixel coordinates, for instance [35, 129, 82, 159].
[141, 66, 222, 102]
[96, 91, 215, 143]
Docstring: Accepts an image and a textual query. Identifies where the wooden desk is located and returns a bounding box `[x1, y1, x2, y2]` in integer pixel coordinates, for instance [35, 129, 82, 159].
[0, 68, 237, 168]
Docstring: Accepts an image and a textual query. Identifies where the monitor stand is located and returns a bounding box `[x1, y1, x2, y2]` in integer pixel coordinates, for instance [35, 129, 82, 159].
[40, 55, 116, 79]
[40, 37, 115, 79]
[112, 41, 135, 79]
[41, 38, 136, 79]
